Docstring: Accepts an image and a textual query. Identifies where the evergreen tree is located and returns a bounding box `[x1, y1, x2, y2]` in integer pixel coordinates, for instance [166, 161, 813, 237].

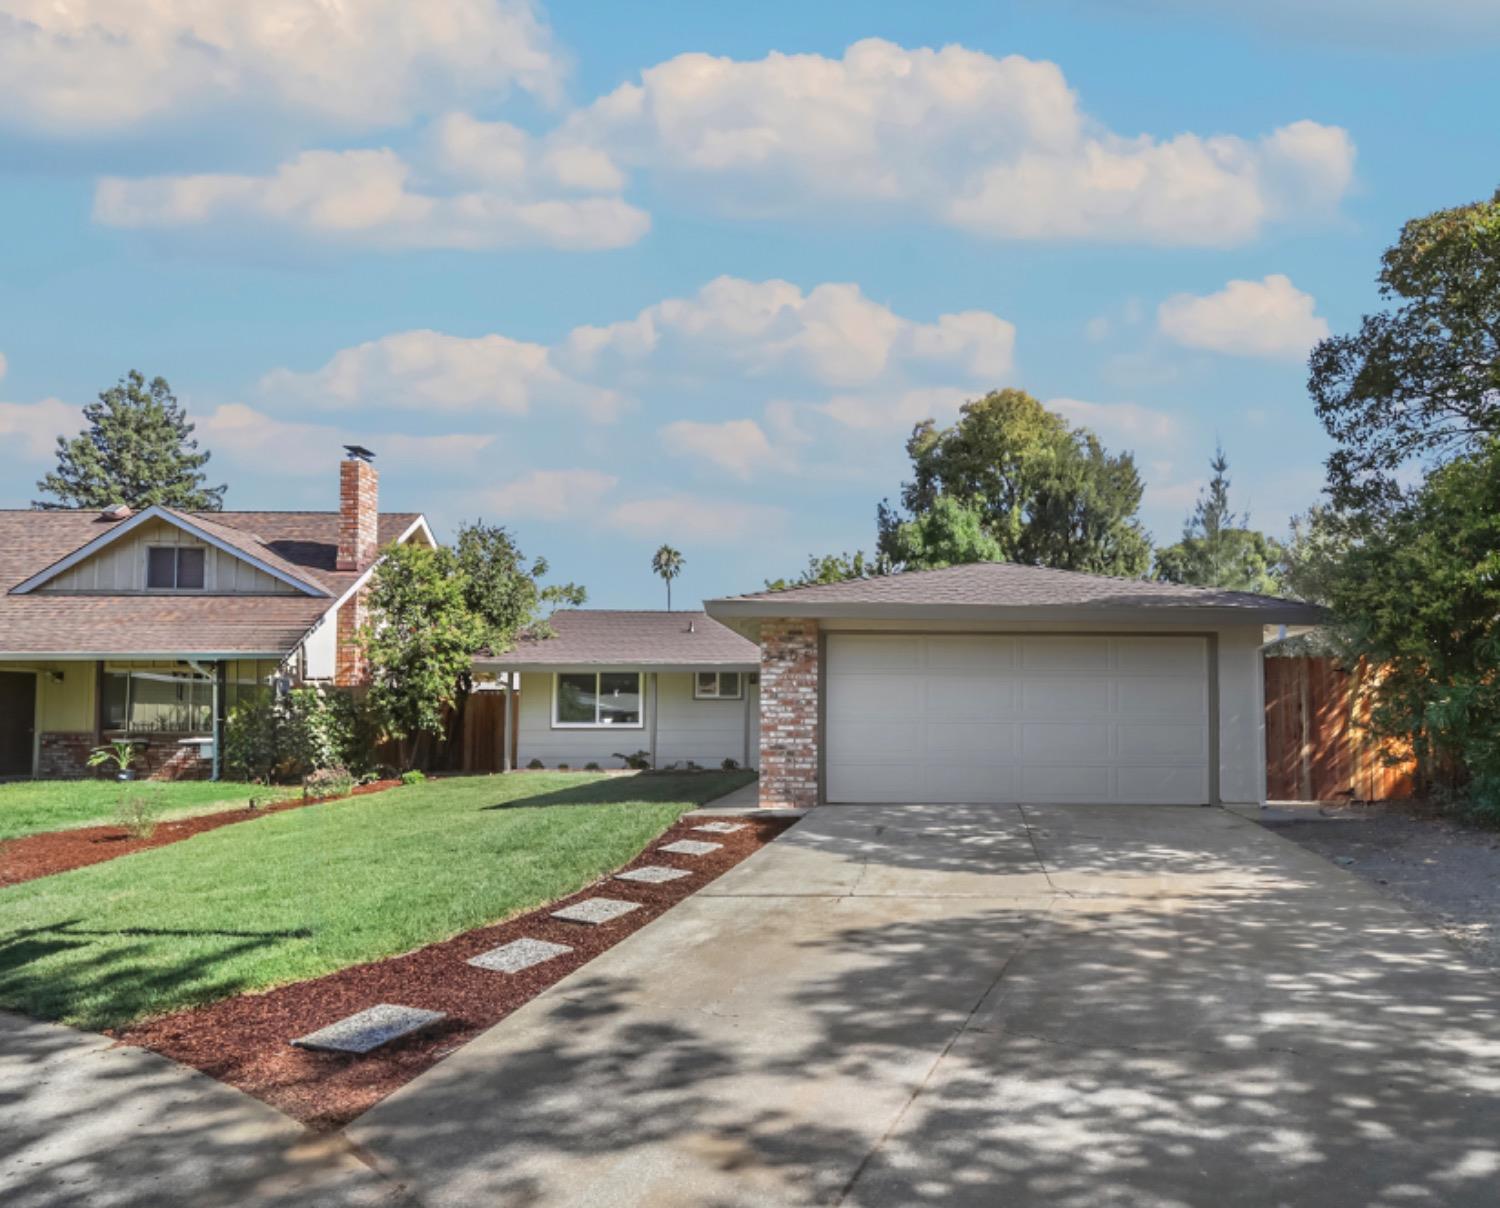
[34, 370, 225, 511]
[1152, 447, 1285, 593]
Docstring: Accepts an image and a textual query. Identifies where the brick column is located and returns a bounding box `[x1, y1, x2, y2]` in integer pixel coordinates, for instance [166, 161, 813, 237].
[334, 589, 369, 686]
[759, 619, 820, 808]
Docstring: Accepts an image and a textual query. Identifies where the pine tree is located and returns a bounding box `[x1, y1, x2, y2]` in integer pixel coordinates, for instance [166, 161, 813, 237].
[34, 370, 226, 511]
[1152, 446, 1285, 593]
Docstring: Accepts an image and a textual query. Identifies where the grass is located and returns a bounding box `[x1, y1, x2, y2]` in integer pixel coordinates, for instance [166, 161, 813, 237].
[0, 770, 755, 1030]
[0, 779, 297, 842]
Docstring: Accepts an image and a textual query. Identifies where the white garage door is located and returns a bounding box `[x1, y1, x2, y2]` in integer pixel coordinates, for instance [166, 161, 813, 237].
[826, 634, 1211, 805]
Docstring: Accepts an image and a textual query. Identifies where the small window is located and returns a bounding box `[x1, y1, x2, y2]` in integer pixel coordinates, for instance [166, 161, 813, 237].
[694, 671, 743, 700]
[553, 672, 643, 728]
[146, 546, 206, 590]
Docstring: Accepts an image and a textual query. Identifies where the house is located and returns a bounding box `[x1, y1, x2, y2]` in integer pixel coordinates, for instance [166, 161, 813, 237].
[703, 563, 1325, 808]
[473, 610, 759, 771]
[0, 451, 431, 780]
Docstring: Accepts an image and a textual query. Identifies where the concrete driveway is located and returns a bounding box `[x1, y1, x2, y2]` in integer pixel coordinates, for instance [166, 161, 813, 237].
[350, 804, 1500, 1207]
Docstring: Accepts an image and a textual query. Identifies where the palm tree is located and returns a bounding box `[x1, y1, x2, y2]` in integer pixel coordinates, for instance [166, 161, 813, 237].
[652, 544, 684, 610]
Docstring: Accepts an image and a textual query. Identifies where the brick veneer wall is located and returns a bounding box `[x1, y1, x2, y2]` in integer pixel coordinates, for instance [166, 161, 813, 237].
[758, 619, 820, 808]
[337, 458, 379, 572]
[334, 589, 369, 686]
[37, 732, 209, 780]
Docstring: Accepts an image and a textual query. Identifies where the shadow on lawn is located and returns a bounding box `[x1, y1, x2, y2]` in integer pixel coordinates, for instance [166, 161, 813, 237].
[479, 772, 754, 812]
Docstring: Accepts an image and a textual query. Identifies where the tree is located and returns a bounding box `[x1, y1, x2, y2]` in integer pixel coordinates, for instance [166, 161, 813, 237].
[878, 496, 1004, 571]
[361, 543, 485, 770]
[764, 550, 877, 592]
[34, 370, 225, 511]
[1310, 188, 1500, 510]
[1319, 439, 1500, 814]
[876, 389, 1152, 575]
[1280, 505, 1356, 606]
[1152, 447, 1286, 594]
[652, 544, 684, 610]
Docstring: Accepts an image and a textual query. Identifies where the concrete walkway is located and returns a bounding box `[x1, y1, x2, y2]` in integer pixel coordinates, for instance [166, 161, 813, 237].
[350, 803, 1500, 1207]
[0, 1012, 407, 1208]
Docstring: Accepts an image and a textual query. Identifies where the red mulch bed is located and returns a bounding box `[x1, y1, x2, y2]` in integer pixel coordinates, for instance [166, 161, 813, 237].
[113, 813, 796, 1130]
[0, 780, 403, 887]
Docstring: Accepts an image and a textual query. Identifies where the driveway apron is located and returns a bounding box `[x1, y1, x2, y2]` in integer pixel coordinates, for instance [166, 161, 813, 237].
[349, 803, 1500, 1207]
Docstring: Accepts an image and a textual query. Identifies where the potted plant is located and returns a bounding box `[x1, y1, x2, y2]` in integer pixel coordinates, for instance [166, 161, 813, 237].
[88, 738, 141, 781]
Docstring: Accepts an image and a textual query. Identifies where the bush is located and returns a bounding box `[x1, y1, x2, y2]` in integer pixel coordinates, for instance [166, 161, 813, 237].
[114, 793, 160, 840]
[614, 750, 652, 770]
[400, 769, 426, 786]
[584, 761, 601, 771]
[721, 758, 740, 772]
[527, 758, 544, 770]
[224, 686, 376, 783]
[303, 765, 355, 801]
[556, 762, 570, 771]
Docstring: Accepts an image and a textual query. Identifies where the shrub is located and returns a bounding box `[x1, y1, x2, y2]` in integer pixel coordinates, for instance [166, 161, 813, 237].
[721, 758, 740, 772]
[303, 765, 355, 801]
[114, 793, 159, 840]
[527, 758, 545, 770]
[224, 686, 375, 783]
[584, 761, 601, 771]
[614, 750, 652, 770]
[399, 769, 426, 786]
[556, 762, 570, 771]
[88, 739, 141, 779]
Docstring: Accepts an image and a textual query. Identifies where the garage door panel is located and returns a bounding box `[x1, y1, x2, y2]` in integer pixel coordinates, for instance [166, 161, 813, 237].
[1117, 766, 1209, 803]
[1020, 637, 1111, 671]
[1117, 722, 1208, 762]
[827, 763, 925, 802]
[924, 636, 1015, 671]
[1021, 678, 1110, 716]
[926, 763, 1017, 802]
[1021, 764, 1112, 802]
[827, 674, 921, 717]
[830, 635, 922, 670]
[1118, 678, 1207, 718]
[1114, 637, 1208, 674]
[826, 720, 919, 759]
[925, 721, 1017, 758]
[1022, 721, 1111, 762]
[924, 676, 1016, 718]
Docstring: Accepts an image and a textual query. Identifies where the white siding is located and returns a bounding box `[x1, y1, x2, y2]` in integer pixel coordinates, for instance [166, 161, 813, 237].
[41, 518, 297, 594]
[516, 670, 752, 769]
[301, 611, 338, 680]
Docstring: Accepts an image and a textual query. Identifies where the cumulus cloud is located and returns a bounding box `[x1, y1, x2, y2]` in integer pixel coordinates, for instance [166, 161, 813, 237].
[0, 396, 80, 459]
[661, 419, 774, 480]
[1047, 398, 1179, 444]
[94, 145, 650, 252]
[1157, 274, 1330, 361]
[607, 494, 786, 543]
[0, 0, 561, 135]
[563, 38, 1355, 247]
[480, 469, 620, 521]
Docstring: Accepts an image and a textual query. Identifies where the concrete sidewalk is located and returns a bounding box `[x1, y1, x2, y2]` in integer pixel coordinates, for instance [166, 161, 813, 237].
[0, 1012, 407, 1208]
[349, 803, 1500, 1206]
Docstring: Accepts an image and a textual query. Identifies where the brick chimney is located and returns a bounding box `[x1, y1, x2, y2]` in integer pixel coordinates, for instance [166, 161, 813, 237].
[337, 448, 379, 571]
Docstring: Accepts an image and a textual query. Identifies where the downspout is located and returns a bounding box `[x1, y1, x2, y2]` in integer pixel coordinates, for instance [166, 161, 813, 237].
[648, 672, 659, 770]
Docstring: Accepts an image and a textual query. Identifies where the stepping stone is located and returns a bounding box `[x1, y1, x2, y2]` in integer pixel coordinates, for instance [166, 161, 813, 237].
[616, 865, 691, 884]
[551, 897, 641, 925]
[292, 1004, 446, 1054]
[467, 938, 573, 973]
[692, 821, 747, 834]
[659, 839, 722, 856]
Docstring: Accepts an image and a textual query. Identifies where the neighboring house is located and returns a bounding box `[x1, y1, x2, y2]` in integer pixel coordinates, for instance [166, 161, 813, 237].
[0, 451, 431, 780]
[704, 563, 1325, 809]
[473, 610, 759, 771]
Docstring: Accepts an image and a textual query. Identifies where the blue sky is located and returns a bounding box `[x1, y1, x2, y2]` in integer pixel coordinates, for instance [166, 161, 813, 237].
[2, 1, 1497, 608]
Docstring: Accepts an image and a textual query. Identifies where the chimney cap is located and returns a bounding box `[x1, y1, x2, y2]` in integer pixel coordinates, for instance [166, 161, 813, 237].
[343, 444, 377, 463]
[100, 503, 133, 521]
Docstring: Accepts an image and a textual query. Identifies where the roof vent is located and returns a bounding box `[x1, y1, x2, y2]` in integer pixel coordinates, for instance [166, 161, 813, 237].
[688, 620, 696, 634]
[343, 444, 376, 463]
[100, 503, 133, 521]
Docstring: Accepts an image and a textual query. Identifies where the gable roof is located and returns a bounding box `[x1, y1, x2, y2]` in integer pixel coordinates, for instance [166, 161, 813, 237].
[0, 508, 426, 658]
[707, 561, 1326, 626]
[476, 610, 759, 670]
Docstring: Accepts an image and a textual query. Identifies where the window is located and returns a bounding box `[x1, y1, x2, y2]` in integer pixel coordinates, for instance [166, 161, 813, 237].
[693, 671, 743, 700]
[146, 546, 205, 590]
[553, 672, 643, 728]
[103, 668, 213, 734]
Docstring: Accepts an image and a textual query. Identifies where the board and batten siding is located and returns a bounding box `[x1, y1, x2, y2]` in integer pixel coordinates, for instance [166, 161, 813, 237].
[515, 671, 752, 769]
[38, 519, 298, 595]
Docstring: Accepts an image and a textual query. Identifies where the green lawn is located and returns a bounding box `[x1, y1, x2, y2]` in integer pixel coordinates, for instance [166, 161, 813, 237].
[0, 779, 297, 842]
[0, 770, 754, 1030]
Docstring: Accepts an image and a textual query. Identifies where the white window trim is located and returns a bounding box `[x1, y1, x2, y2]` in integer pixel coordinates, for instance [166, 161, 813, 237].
[693, 671, 744, 701]
[146, 545, 207, 592]
[551, 671, 645, 729]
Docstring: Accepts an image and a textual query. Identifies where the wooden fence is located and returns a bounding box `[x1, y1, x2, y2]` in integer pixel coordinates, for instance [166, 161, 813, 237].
[1264, 656, 1417, 802]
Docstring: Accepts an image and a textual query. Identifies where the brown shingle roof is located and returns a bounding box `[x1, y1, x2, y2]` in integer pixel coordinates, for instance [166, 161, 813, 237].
[708, 561, 1326, 623]
[0, 508, 426, 657]
[477, 611, 758, 668]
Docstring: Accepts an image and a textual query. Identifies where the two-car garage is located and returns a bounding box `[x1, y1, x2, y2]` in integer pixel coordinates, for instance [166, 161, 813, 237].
[824, 633, 1213, 805]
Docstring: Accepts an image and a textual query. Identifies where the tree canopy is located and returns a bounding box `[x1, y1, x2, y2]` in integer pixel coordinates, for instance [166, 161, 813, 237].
[1310, 188, 1500, 510]
[652, 544, 684, 610]
[876, 389, 1152, 575]
[35, 370, 225, 511]
[1152, 447, 1285, 594]
[764, 550, 876, 592]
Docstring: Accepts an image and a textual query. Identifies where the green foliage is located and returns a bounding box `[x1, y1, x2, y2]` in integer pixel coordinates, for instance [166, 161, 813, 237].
[721, 758, 740, 772]
[113, 793, 160, 840]
[1151, 447, 1286, 593]
[584, 762, 602, 771]
[34, 370, 225, 511]
[1321, 440, 1500, 813]
[1310, 189, 1500, 509]
[1281, 506, 1356, 606]
[361, 542, 486, 768]
[0, 780, 292, 843]
[614, 750, 652, 770]
[303, 765, 355, 800]
[877, 389, 1152, 575]
[86, 739, 140, 777]
[399, 769, 426, 786]
[222, 686, 371, 783]
[652, 544, 685, 609]
[764, 549, 878, 592]
[527, 758, 545, 769]
[454, 520, 586, 654]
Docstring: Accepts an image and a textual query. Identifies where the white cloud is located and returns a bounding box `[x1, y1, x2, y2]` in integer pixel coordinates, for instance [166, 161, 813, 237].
[94, 146, 650, 252]
[816, 386, 970, 432]
[480, 469, 620, 521]
[1157, 274, 1330, 361]
[0, 396, 79, 458]
[607, 494, 786, 543]
[565, 38, 1354, 246]
[260, 328, 622, 419]
[661, 419, 774, 480]
[1100, 1, 1500, 48]
[0, 351, 7, 381]
[1047, 398, 1179, 444]
[0, 0, 561, 135]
